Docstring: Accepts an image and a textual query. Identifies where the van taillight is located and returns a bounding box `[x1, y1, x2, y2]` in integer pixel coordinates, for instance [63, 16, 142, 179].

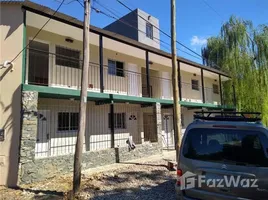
[177, 169, 182, 185]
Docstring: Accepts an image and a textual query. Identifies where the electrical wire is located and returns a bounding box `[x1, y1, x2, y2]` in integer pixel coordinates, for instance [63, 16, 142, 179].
[201, 0, 223, 21]
[92, 6, 202, 60]
[11, 0, 65, 63]
[115, 0, 204, 59]
[200, 0, 255, 44]
[76, 0, 202, 60]
[90, 1, 202, 60]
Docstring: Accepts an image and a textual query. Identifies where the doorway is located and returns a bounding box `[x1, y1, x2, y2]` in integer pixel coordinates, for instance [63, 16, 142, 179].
[143, 113, 157, 142]
[35, 110, 50, 158]
[162, 114, 174, 149]
[28, 41, 49, 86]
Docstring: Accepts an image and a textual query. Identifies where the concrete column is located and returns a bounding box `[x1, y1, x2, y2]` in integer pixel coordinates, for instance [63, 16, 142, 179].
[153, 102, 162, 146]
[18, 91, 38, 183]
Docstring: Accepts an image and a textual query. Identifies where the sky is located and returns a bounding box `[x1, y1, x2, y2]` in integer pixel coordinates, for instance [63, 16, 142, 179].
[31, 0, 268, 64]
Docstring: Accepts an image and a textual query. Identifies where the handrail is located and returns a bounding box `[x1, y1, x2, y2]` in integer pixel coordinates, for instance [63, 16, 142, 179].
[27, 47, 216, 90]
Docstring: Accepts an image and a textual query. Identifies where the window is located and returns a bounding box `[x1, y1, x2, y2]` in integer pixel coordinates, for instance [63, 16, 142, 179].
[146, 22, 153, 39]
[108, 60, 124, 77]
[213, 84, 219, 94]
[108, 113, 126, 129]
[56, 46, 80, 68]
[191, 79, 199, 91]
[58, 112, 79, 131]
[183, 128, 268, 167]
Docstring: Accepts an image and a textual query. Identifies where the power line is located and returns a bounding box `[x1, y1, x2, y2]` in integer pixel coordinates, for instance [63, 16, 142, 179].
[54, 0, 77, 5]
[91, 7, 165, 48]
[78, 0, 168, 51]
[91, 5, 202, 60]
[11, 0, 65, 63]
[92, 1, 202, 60]
[76, 0, 84, 7]
[200, 0, 255, 44]
[95, 0, 124, 19]
[115, 0, 204, 59]
[201, 0, 223, 21]
[78, 0, 201, 60]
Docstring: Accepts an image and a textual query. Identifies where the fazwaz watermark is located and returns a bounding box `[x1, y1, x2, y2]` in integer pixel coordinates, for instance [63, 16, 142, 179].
[180, 171, 258, 190]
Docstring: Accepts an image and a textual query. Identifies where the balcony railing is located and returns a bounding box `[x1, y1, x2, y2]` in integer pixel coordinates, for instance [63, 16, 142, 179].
[26, 48, 222, 105]
[181, 82, 203, 103]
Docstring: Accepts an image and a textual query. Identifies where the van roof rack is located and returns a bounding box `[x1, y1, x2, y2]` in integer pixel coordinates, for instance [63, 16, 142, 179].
[194, 111, 262, 122]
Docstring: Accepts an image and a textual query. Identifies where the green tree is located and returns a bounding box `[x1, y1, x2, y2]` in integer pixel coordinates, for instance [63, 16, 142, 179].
[202, 16, 268, 124]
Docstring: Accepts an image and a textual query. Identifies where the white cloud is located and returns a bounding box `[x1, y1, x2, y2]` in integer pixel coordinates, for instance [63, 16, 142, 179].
[190, 36, 207, 46]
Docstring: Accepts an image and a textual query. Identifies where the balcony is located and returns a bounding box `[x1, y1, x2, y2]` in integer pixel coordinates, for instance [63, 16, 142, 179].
[25, 48, 222, 105]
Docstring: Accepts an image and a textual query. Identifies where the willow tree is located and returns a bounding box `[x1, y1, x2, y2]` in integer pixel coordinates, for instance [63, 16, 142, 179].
[202, 16, 268, 125]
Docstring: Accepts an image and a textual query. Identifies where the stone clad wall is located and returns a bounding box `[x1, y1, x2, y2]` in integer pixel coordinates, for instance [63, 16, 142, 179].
[154, 102, 163, 146]
[19, 143, 161, 184]
[18, 91, 39, 182]
[18, 91, 162, 184]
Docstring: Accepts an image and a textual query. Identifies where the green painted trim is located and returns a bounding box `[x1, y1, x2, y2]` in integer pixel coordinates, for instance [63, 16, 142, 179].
[22, 84, 110, 100]
[22, 84, 235, 109]
[111, 94, 173, 105]
[21, 9, 26, 84]
[180, 101, 235, 109]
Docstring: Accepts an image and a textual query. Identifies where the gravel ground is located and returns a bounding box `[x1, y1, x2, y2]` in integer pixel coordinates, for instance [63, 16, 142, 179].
[0, 152, 177, 200]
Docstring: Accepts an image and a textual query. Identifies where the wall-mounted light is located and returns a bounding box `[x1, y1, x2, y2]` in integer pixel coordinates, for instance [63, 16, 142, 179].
[149, 61, 153, 65]
[214, 79, 217, 82]
[65, 37, 74, 43]
[148, 15, 151, 20]
[193, 73, 196, 76]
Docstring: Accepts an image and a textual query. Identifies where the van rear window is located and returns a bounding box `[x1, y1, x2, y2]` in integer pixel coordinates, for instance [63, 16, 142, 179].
[183, 128, 268, 167]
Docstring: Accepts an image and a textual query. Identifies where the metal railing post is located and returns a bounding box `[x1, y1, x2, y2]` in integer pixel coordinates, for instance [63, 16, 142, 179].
[201, 69, 205, 103]
[99, 35, 104, 93]
[145, 51, 151, 97]
[178, 60, 182, 101]
[110, 100, 115, 148]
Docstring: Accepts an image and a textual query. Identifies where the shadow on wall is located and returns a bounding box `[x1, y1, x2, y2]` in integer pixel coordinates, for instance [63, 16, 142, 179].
[0, 85, 22, 187]
[1, 10, 22, 40]
[0, 65, 13, 82]
[0, 5, 24, 187]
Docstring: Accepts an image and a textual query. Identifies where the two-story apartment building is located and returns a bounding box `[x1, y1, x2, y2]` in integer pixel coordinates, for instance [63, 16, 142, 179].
[0, 1, 234, 186]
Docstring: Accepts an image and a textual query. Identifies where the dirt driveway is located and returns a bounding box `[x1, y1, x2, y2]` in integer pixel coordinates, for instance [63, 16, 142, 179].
[0, 151, 177, 200]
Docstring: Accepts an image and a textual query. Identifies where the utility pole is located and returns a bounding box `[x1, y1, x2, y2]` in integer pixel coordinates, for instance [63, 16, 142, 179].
[73, 0, 90, 195]
[171, 0, 181, 161]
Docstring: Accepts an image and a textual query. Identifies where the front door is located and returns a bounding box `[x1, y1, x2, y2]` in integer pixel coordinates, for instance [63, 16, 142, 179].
[162, 114, 174, 149]
[128, 112, 139, 143]
[28, 41, 49, 86]
[127, 63, 140, 96]
[35, 110, 50, 158]
[143, 113, 157, 142]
